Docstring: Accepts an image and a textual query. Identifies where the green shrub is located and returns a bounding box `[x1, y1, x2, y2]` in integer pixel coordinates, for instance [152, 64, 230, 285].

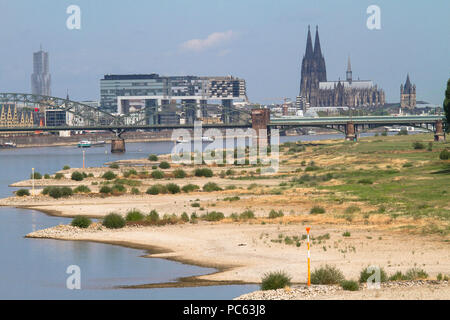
[151, 170, 165, 179]
[203, 182, 222, 192]
[191, 202, 200, 207]
[131, 187, 140, 195]
[359, 266, 387, 283]
[342, 231, 351, 237]
[147, 210, 160, 223]
[63, 165, 71, 170]
[42, 186, 52, 195]
[223, 196, 240, 202]
[261, 271, 292, 290]
[123, 169, 138, 178]
[404, 268, 428, 280]
[340, 280, 359, 291]
[44, 174, 51, 179]
[194, 168, 213, 177]
[358, 178, 373, 185]
[71, 171, 84, 181]
[102, 213, 126, 229]
[60, 187, 73, 197]
[402, 162, 413, 168]
[109, 163, 119, 169]
[427, 142, 433, 151]
[54, 173, 64, 180]
[240, 210, 255, 220]
[99, 186, 113, 194]
[49, 187, 63, 199]
[148, 154, 158, 161]
[30, 172, 42, 180]
[311, 265, 345, 285]
[389, 271, 406, 281]
[345, 205, 361, 214]
[126, 209, 145, 221]
[166, 183, 181, 194]
[173, 169, 187, 178]
[201, 211, 225, 221]
[16, 189, 30, 197]
[71, 216, 92, 228]
[73, 185, 91, 193]
[159, 161, 171, 169]
[146, 184, 167, 195]
[190, 212, 198, 223]
[305, 165, 320, 172]
[102, 171, 117, 180]
[310, 206, 325, 214]
[269, 209, 284, 219]
[112, 184, 126, 194]
[439, 149, 450, 160]
[398, 128, 408, 135]
[412, 141, 425, 150]
[181, 212, 189, 222]
[182, 184, 200, 193]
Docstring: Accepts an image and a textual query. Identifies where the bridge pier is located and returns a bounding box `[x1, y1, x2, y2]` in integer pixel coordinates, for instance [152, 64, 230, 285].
[252, 109, 271, 148]
[434, 120, 445, 142]
[345, 121, 357, 141]
[111, 138, 126, 153]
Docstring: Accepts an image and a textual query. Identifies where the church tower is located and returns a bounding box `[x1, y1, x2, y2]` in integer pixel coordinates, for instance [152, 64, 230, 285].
[346, 56, 352, 84]
[299, 25, 327, 107]
[400, 74, 416, 109]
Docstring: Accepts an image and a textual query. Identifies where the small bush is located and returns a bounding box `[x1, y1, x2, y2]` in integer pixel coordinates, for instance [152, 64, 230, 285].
[402, 162, 413, 168]
[173, 169, 187, 178]
[389, 271, 406, 281]
[191, 202, 200, 207]
[71, 216, 91, 229]
[112, 184, 126, 194]
[159, 161, 171, 169]
[439, 149, 450, 160]
[126, 209, 145, 222]
[166, 183, 181, 194]
[60, 187, 73, 197]
[30, 172, 42, 180]
[340, 280, 359, 291]
[412, 141, 425, 150]
[310, 206, 325, 214]
[201, 211, 225, 221]
[203, 182, 222, 192]
[358, 178, 373, 185]
[102, 171, 117, 180]
[131, 187, 140, 195]
[305, 165, 320, 172]
[123, 169, 138, 178]
[190, 212, 198, 223]
[151, 170, 165, 179]
[74, 185, 91, 193]
[63, 165, 71, 170]
[109, 163, 119, 169]
[398, 128, 408, 135]
[71, 171, 84, 181]
[261, 271, 292, 291]
[44, 174, 51, 179]
[99, 186, 113, 194]
[194, 168, 213, 177]
[148, 154, 158, 161]
[181, 212, 189, 222]
[345, 205, 361, 214]
[404, 268, 428, 280]
[147, 210, 160, 223]
[182, 184, 200, 193]
[359, 266, 388, 283]
[54, 173, 64, 180]
[342, 231, 351, 237]
[311, 265, 345, 285]
[240, 210, 255, 220]
[269, 209, 284, 219]
[102, 213, 126, 229]
[16, 189, 30, 197]
[146, 184, 168, 195]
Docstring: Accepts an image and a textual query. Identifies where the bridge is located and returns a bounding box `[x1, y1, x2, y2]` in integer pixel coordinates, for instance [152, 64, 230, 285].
[0, 93, 446, 152]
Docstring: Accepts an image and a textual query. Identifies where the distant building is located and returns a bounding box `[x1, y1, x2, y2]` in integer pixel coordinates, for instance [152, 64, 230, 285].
[400, 74, 416, 109]
[299, 26, 385, 108]
[31, 47, 51, 96]
[100, 74, 247, 113]
[0, 104, 34, 127]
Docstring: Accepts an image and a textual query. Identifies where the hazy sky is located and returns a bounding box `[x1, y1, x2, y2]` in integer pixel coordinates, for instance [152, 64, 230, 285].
[0, 0, 448, 104]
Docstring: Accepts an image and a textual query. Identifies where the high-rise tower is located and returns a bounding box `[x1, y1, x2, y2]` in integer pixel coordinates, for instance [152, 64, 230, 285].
[299, 26, 327, 107]
[346, 56, 352, 83]
[31, 46, 51, 96]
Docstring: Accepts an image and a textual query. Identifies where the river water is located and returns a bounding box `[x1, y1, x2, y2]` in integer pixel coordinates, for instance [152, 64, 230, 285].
[0, 132, 367, 299]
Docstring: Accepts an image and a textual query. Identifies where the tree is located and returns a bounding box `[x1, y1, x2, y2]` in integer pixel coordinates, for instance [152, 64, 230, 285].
[444, 78, 450, 132]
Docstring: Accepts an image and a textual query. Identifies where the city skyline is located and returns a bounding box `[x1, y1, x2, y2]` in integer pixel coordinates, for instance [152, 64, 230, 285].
[0, 0, 448, 105]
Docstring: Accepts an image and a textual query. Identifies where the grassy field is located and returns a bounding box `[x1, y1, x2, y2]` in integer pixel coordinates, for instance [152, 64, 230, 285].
[275, 133, 450, 236]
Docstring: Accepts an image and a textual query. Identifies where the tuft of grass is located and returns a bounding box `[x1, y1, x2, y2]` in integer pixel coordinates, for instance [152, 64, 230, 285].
[146, 184, 168, 195]
[73, 185, 91, 194]
[340, 280, 360, 291]
[311, 265, 345, 285]
[201, 211, 225, 221]
[260, 271, 292, 291]
[412, 141, 425, 150]
[126, 209, 145, 222]
[131, 187, 140, 195]
[310, 206, 326, 214]
[102, 171, 117, 180]
[151, 170, 165, 179]
[269, 209, 284, 219]
[194, 168, 213, 177]
[166, 183, 181, 194]
[239, 210, 255, 220]
[16, 189, 30, 197]
[181, 212, 189, 222]
[345, 205, 361, 214]
[146, 210, 160, 223]
[342, 231, 351, 237]
[358, 178, 373, 185]
[359, 266, 388, 283]
[54, 173, 64, 180]
[99, 186, 113, 194]
[182, 184, 200, 193]
[109, 163, 119, 169]
[203, 182, 222, 192]
[173, 169, 187, 178]
[404, 268, 428, 280]
[102, 213, 126, 229]
[71, 216, 92, 229]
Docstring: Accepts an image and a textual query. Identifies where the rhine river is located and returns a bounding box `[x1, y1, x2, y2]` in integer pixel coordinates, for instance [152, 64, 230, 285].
[0, 133, 377, 299]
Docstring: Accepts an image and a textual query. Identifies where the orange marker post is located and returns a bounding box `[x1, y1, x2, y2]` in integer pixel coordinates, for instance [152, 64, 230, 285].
[306, 227, 311, 286]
